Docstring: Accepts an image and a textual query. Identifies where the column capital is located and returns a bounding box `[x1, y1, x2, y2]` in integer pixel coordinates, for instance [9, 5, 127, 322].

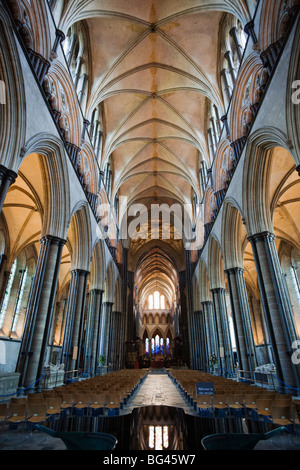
[70, 269, 90, 277]
[0, 165, 18, 184]
[211, 287, 226, 294]
[247, 231, 276, 244]
[89, 288, 104, 295]
[40, 235, 67, 246]
[224, 267, 245, 275]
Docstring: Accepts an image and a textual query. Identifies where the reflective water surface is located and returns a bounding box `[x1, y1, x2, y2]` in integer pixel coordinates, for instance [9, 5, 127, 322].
[52, 405, 299, 451]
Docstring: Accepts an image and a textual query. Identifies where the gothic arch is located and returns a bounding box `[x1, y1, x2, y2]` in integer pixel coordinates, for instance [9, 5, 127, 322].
[197, 258, 212, 303]
[21, 133, 71, 240]
[212, 138, 234, 192]
[228, 52, 265, 142]
[67, 201, 93, 271]
[103, 259, 117, 304]
[89, 239, 106, 291]
[286, 12, 300, 168]
[0, 10, 26, 170]
[207, 235, 226, 290]
[242, 126, 296, 236]
[221, 198, 247, 270]
[45, 60, 83, 148]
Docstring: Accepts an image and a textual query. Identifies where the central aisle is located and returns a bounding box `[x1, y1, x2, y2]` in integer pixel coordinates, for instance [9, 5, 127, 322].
[124, 369, 197, 415]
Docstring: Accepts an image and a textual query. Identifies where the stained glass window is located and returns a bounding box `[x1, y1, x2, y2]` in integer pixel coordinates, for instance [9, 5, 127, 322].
[148, 426, 169, 450]
[155, 335, 160, 354]
[154, 291, 160, 309]
[163, 426, 169, 448]
[0, 259, 17, 329]
[151, 338, 155, 354]
[166, 338, 170, 355]
[155, 426, 163, 450]
[149, 426, 154, 449]
[160, 337, 164, 354]
[145, 338, 149, 355]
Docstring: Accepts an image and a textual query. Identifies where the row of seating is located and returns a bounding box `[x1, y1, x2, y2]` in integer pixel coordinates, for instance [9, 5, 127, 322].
[0, 369, 148, 430]
[168, 368, 300, 426]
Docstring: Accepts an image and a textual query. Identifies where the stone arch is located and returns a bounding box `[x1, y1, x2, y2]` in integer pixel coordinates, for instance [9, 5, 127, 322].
[21, 133, 71, 240]
[221, 198, 247, 270]
[0, 9, 26, 170]
[242, 126, 296, 237]
[89, 238, 106, 291]
[44, 60, 83, 148]
[113, 275, 122, 313]
[197, 258, 212, 303]
[103, 259, 117, 303]
[229, 52, 265, 143]
[67, 201, 93, 272]
[7, 0, 52, 60]
[286, 12, 300, 169]
[207, 235, 226, 290]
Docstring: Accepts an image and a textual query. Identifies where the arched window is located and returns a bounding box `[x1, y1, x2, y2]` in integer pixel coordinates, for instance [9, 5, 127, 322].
[166, 338, 170, 355]
[154, 291, 160, 309]
[149, 426, 169, 450]
[10, 268, 28, 333]
[148, 294, 153, 309]
[155, 334, 160, 354]
[145, 338, 149, 355]
[160, 295, 165, 310]
[0, 259, 17, 329]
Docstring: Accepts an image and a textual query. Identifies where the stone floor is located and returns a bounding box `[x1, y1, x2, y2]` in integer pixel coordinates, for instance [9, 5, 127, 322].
[0, 369, 299, 452]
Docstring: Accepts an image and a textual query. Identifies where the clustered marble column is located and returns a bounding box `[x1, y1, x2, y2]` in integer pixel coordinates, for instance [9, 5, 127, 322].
[211, 288, 235, 375]
[16, 235, 66, 392]
[0, 165, 18, 213]
[225, 267, 257, 378]
[107, 311, 125, 370]
[248, 231, 300, 392]
[83, 288, 104, 375]
[60, 269, 89, 374]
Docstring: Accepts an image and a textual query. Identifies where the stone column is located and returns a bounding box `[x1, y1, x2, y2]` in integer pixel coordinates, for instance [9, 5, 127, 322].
[211, 288, 234, 375]
[224, 50, 236, 86]
[225, 268, 257, 378]
[92, 290, 104, 373]
[99, 301, 113, 362]
[202, 301, 217, 370]
[16, 235, 66, 391]
[220, 69, 232, 103]
[69, 270, 89, 373]
[0, 165, 17, 214]
[229, 26, 243, 63]
[84, 288, 103, 375]
[60, 269, 89, 373]
[248, 232, 300, 391]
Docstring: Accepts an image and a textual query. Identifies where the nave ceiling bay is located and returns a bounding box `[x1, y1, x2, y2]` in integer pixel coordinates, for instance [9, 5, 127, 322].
[57, 0, 251, 295]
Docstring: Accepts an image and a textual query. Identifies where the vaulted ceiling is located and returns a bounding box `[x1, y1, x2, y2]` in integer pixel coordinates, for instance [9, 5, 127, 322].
[56, 0, 251, 304]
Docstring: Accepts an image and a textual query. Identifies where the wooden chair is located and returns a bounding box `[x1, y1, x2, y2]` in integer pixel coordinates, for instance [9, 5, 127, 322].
[45, 398, 62, 417]
[7, 403, 28, 430]
[10, 397, 27, 405]
[212, 395, 228, 417]
[0, 403, 8, 428]
[26, 403, 48, 430]
[270, 405, 294, 426]
[254, 398, 274, 421]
